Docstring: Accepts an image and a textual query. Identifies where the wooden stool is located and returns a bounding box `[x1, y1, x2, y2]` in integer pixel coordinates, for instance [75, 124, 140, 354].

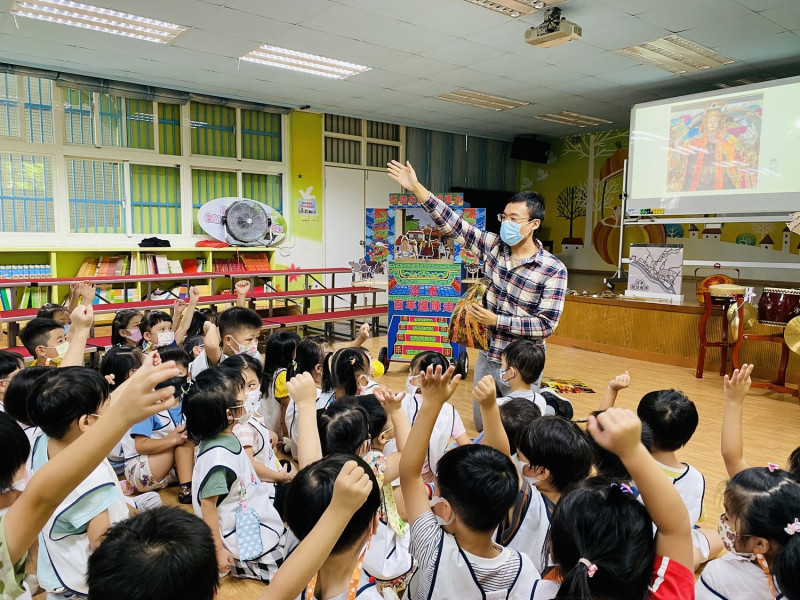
[733, 330, 799, 399]
[696, 290, 745, 378]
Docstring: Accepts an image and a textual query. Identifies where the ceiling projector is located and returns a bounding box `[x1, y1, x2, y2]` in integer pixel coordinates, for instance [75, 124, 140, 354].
[525, 7, 582, 48]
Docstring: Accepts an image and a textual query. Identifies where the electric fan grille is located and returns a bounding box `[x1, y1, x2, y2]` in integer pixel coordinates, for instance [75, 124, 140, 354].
[226, 201, 268, 243]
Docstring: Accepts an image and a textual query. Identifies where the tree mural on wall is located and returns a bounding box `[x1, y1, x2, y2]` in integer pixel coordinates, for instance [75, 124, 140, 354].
[749, 222, 780, 246]
[665, 224, 685, 238]
[556, 184, 587, 238]
[736, 232, 757, 245]
[561, 131, 619, 245]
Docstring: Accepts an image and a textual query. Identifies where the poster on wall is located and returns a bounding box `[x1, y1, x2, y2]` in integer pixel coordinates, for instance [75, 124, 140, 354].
[625, 243, 684, 301]
[387, 261, 462, 362]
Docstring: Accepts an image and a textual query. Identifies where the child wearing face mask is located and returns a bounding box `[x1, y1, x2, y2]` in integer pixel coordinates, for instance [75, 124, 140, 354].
[183, 368, 288, 582]
[122, 346, 195, 503]
[261, 330, 301, 439]
[321, 347, 384, 402]
[284, 337, 329, 461]
[217, 354, 293, 517]
[400, 351, 470, 485]
[697, 466, 800, 600]
[111, 309, 143, 347]
[138, 310, 176, 352]
[20, 305, 94, 368]
[188, 306, 263, 376]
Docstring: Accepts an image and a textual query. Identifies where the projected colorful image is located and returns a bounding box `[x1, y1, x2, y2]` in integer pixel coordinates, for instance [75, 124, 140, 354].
[666, 94, 763, 192]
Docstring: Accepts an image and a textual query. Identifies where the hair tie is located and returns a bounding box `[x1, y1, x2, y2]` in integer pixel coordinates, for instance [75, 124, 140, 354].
[610, 482, 633, 495]
[578, 558, 597, 577]
[349, 356, 356, 365]
[767, 462, 779, 472]
[785, 518, 800, 536]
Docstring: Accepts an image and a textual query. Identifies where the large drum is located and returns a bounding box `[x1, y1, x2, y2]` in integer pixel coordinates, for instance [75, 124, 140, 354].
[757, 287, 800, 326]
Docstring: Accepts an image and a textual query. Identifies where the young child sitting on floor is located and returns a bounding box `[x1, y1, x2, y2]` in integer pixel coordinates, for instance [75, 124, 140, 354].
[400, 365, 541, 599]
[111, 309, 143, 348]
[122, 347, 194, 504]
[20, 305, 93, 368]
[99, 346, 144, 476]
[138, 310, 176, 352]
[262, 330, 300, 438]
[188, 306, 262, 377]
[27, 367, 132, 599]
[183, 368, 288, 582]
[532, 408, 696, 600]
[284, 337, 328, 460]
[0, 350, 23, 410]
[3, 367, 49, 449]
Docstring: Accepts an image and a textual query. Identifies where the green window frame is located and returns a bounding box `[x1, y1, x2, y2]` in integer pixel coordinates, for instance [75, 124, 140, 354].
[191, 169, 237, 234]
[130, 164, 181, 234]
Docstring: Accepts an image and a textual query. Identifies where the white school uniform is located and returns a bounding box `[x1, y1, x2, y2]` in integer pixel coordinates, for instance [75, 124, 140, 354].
[285, 388, 334, 461]
[297, 567, 383, 600]
[192, 434, 286, 565]
[696, 553, 782, 600]
[497, 480, 552, 574]
[400, 392, 462, 475]
[31, 436, 128, 595]
[245, 416, 283, 472]
[408, 512, 540, 600]
[496, 390, 548, 416]
[656, 460, 705, 525]
[260, 369, 287, 434]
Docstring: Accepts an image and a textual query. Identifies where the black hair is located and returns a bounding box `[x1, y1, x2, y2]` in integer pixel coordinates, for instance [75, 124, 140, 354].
[498, 398, 541, 456]
[502, 339, 545, 385]
[318, 401, 371, 456]
[138, 310, 172, 336]
[0, 350, 24, 379]
[111, 309, 142, 346]
[789, 446, 800, 483]
[724, 467, 800, 600]
[217, 306, 262, 340]
[155, 345, 190, 370]
[290, 336, 325, 379]
[548, 478, 655, 600]
[636, 389, 698, 452]
[321, 347, 369, 397]
[284, 454, 380, 554]
[437, 444, 519, 532]
[408, 350, 449, 376]
[216, 353, 264, 381]
[20, 318, 64, 355]
[262, 330, 300, 393]
[37, 303, 69, 320]
[87, 506, 218, 600]
[0, 412, 30, 491]
[516, 416, 594, 492]
[587, 412, 654, 481]
[182, 368, 244, 442]
[507, 191, 545, 225]
[342, 395, 386, 440]
[27, 367, 109, 439]
[186, 310, 210, 338]
[99, 346, 144, 392]
[3, 366, 49, 426]
[183, 335, 205, 357]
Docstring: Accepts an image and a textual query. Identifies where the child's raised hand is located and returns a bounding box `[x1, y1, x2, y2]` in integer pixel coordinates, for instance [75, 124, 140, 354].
[173, 298, 186, 316]
[188, 286, 200, 302]
[375, 387, 404, 413]
[112, 361, 180, 425]
[104, 373, 115, 386]
[78, 281, 96, 306]
[286, 372, 318, 407]
[587, 407, 642, 460]
[473, 375, 497, 408]
[331, 460, 373, 516]
[70, 304, 94, 329]
[419, 364, 461, 407]
[609, 371, 630, 391]
[357, 323, 371, 341]
[235, 280, 251, 296]
[724, 364, 753, 404]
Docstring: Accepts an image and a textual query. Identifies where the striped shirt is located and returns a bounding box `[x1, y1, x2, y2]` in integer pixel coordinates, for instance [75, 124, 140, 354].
[422, 195, 568, 361]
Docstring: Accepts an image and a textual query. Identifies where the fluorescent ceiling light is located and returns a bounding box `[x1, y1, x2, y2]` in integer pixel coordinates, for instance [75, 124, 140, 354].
[437, 90, 528, 111]
[714, 75, 775, 89]
[241, 45, 370, 79]
[10, 0, 186, 43]
[614, 35, 734, 75]
[535, 111, 612, 127]
[462, 0, 561, 18]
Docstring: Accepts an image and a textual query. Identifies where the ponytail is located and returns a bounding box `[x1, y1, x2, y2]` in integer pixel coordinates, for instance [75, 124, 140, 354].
[323, 348, 369, 397]
[556, 559, 595, 600]
[320, 351, 336, 393]
[317, 402, 370, 456]
[774, 529, 800, 600]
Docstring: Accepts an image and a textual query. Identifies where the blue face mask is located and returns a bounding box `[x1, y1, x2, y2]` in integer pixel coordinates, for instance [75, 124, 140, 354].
[500, 220, 528, 246]
[63, 324, 71, 336]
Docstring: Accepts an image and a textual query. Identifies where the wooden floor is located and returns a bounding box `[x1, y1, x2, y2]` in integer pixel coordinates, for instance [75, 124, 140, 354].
[22, 331, 798, 599]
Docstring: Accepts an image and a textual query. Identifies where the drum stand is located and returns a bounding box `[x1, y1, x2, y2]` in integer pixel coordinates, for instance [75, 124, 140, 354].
[733, 330, 799, 399]
[696, 291, 745, 378]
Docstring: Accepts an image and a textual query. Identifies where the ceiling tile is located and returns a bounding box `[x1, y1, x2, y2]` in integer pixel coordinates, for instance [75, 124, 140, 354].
[470, 54, 552, 78]
[333, 0, 451, 20]
[466, 20, 531, 52]
[548, 76, 616, 95]
[595, 0, 671, 16]
[593, 64, 676, 86]
[172, 29, 260, 57]
[524, 41, 607, 66]
[711, 30, 800, 64]
[395, 78, 457, 96]
[760, 5, 800, 30]
[557, 51, 641, 76]
[383, 55, 459, 78]
[421, 40, 506, 67]
[682, 13, 785, 48]
[407, 2, 509, 36]
[348, 68, 420, 89]
[208, 0, 336, 24]
[297, 4, 402, 40]
[267, 26, 360, 58]
[366, 22, 458, 53]
[637, 0, 750, 32]
[578, 17, 672, 50]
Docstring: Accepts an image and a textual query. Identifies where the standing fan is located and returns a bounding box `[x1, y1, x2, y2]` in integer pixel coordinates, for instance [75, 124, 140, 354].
[223, 199, 274, 247]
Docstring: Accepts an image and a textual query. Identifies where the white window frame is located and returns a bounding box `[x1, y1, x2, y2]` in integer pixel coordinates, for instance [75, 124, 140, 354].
[323, 115, 405, 172]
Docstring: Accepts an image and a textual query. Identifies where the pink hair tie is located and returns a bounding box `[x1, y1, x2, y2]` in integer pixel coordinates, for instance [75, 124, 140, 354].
[767, 463, 779, 472]
[578, 558, 598, 578]
[785, 518, 800, 536]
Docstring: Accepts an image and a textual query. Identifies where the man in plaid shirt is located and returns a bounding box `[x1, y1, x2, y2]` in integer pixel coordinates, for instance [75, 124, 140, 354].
[388, 160, 567, 430]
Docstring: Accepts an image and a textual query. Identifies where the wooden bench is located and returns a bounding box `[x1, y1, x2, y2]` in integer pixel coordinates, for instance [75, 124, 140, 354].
[248, 286, 382, 316]
[262, 306, 387, 337]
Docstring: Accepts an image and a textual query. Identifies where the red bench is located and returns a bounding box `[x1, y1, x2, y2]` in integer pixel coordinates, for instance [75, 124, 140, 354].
[262, 306, 387, 337]
[248, 286, 382, 316]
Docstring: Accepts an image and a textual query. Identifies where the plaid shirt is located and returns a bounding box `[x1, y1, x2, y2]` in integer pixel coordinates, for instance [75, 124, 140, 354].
[423, 194, 567, 362]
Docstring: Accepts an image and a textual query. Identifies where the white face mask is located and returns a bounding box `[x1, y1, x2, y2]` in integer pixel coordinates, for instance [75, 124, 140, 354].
[430, 495, 455, 527]
[245, 389, 260, 414]
[157, 331, 175, 346]
[229, 337, 259, 359]
[43, 341, 70, 365]
[231, 403, 251, 425]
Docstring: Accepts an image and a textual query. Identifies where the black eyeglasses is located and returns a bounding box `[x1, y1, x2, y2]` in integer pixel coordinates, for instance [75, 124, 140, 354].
[497, 214, 534, 224]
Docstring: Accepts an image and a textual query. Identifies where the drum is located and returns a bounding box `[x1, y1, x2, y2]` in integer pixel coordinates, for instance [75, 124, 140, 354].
[697, 274, 735, 304]
[709, 284, 745, 298]
[757, 287, 800, 326]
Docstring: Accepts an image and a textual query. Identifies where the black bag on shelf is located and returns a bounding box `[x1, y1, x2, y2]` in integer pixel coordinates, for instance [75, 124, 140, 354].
[138, 237, 171, 248]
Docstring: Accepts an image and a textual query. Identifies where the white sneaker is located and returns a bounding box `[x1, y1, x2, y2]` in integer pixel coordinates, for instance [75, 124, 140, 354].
[133, 491, 163, 511]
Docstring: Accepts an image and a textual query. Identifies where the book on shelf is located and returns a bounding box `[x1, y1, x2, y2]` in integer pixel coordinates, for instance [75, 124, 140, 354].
[241, 253, 271, 272]
[0, 264, 52, 279]
[75, 256, 130, 278]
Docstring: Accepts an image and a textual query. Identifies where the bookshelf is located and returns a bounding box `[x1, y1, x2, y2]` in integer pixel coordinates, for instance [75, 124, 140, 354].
[0, 247, 276, 308]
